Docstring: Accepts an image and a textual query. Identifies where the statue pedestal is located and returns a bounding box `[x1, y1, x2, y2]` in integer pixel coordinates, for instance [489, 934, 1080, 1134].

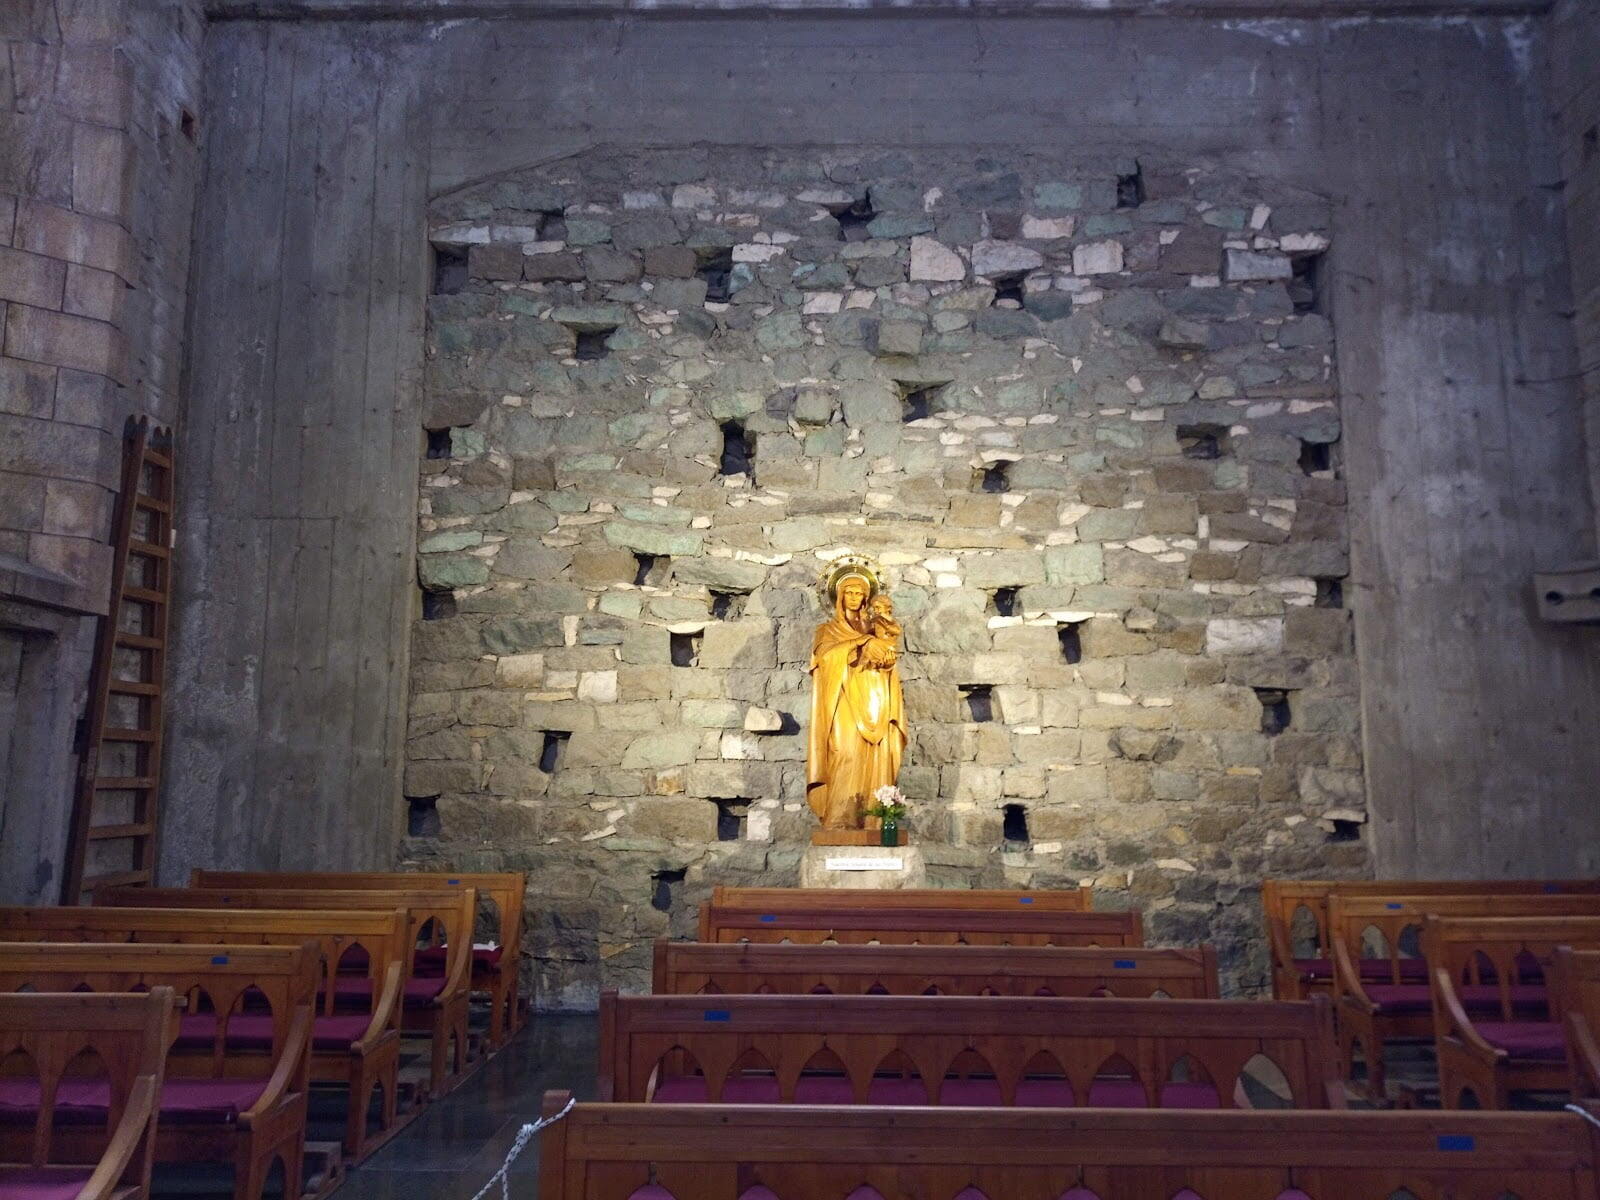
[810, 828, 908, 847]
[799, 845, 927, 889]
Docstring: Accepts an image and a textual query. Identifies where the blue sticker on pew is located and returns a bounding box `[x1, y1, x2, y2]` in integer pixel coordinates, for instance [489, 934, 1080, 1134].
[1113, 960, 1136, 969]
[1385, 903, 1403, 909]
[702, 1010, 731, 1022]
[211, 955, 228, 965]
[1437, 1135, 1474, 1152]
[448, 879, 461, 885]
[760, 915, 777, 923]
[1018, 897, 1034, 904]
[1545, 884, 1560, 893]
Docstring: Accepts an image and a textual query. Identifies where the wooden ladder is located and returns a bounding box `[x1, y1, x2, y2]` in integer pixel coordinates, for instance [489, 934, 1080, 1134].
[62, 416, 176, 904]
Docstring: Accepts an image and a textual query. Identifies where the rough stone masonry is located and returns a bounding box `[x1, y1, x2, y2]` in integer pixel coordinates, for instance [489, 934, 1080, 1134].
[401, 146, 1366, 1006]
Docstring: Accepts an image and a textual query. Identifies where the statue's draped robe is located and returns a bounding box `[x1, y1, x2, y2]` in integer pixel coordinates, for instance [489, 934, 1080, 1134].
[807, 611, 907, 829]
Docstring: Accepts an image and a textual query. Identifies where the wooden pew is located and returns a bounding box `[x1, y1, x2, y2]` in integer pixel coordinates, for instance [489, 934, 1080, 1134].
[1556, 946, 1600, 1102]
[536, 1092, 1600, 1200]
[697, 904, 1143, 947]
[1327, 892, 1600, 1101]
[1424, 914, 1600, 1109]
[0, 906, 407, 1161]
[1262, 877, 1600, 1000]
[189, 870, 527, 1048]
[652, 940, 1218, 999]
[0, 944, 314, 1200]
[699, 886, 1093, 941]
[600, 992, 1344, 1109]
[0, 989, 174, 1200]
[99, 886, 475, 1098]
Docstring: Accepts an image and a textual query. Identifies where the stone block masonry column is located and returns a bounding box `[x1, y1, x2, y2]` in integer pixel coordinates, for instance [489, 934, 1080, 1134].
[0, 0, 201, 903]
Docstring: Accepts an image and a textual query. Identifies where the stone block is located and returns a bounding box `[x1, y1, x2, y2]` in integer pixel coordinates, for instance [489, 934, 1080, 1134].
[699, 619, 777, 669]
[419, 554, 488, 590]
[0, 246, 65, 308]
[620, 730, 699, 769]
[643, 245, 697, 277]
[1073, 240, 1124, 276]
[971, 241, 1043, 276]
[618, 796, 717, 842]
[1224, 249, 1292, 281]
[469, 243, 523, 280]
[688, 761, 778, 798]
[603, 521, 703, 557]
[873, 319, 923, 357]
[481, 616, 564, 655]
[1042, 545, 1104, 586]
[672, 556, 768, 591]
[4, 303, 122, 377]
[840, 382, 901, 427]
[909, 237, 965, 282]
[1205, 618, 1284, 655]
[963, 550, 1047, 589]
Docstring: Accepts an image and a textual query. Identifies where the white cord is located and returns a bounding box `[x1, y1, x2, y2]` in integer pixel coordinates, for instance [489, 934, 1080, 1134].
[1565, 1102, 1600, 1132]
[467, 1096, 577, 1200]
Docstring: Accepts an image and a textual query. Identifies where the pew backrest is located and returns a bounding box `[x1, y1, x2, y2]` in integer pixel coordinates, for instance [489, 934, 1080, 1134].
[0, 905, 408, 1025]
[1327, 893, 1600, 993]
[537, 1093, 1600, 1200]
[0, 942, 314, 1082]
[0, 988, 173, 1180]
[652, 940, 1217, 998]
[700, 886, 1092, 940]
[1556, 947, 1600, 1099]
[697, 905, 1143, 947]
[1422, 915, 1600, 1025]
[98, 886, 476, 1008]
[189, 870, 523, 972]
[1264, 878, 1600, 994]
[600, 992, 1342, 1109]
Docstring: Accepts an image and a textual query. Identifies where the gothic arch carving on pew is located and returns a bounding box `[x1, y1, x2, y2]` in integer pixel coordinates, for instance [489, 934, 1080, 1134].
[868, 1048, 930, 1104]
[1160, 1053, 1218, 1108]
[937, 1047, 1002, 1106]
[796, 1045, 853, 1103]
[646, 1043, 707, 1102]
[1085, 1053, 1146, 1107]
[724, 1046, 779, 1103]
[1235, 1051, 1294, 1109]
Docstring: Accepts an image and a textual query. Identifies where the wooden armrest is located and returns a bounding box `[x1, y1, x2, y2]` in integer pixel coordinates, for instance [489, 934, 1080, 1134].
[76, 1073, 159, 1200]
[1567, 1010, 1600, 1098]
[1330, 938, 1375, 1011]
[357, 961, 403, 1053]
[1265, 917, 1298, 984]
[439, 933, 472, 1005]
[1431, 965, 1502, 1059]
[239, 1003, 312, 1127]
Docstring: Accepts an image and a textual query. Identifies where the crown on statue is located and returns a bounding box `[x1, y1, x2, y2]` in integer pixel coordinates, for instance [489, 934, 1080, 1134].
[820, 554, 882, 602]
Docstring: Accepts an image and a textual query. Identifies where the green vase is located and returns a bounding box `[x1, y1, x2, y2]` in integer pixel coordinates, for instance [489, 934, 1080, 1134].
[880, 818, 899, 847]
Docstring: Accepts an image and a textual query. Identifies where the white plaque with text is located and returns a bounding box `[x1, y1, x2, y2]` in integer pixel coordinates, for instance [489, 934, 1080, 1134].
[823, 856, 905, 871]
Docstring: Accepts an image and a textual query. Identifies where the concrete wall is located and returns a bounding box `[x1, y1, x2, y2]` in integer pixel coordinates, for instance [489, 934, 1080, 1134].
[164, 7, 1600, 897]
[0, 0, 201, 903]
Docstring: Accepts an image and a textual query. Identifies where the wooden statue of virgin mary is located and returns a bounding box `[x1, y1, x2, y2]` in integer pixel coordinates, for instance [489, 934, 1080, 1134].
[806, 557, 908, 831]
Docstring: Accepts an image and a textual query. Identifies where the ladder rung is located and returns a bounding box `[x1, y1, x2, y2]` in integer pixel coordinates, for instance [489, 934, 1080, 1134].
[87, 823, 154, 840]
[122, 587, 166, 605]
[143, 450, 172, 469]
[127, 539, 169, 559]
[109, 680, 159, 696]
[101, 727, 157, 743]
[82, 870, 152, 891]
[134, 495, 172, 513]
[95, 776, 155, 790]
[114, 633, 162, 649]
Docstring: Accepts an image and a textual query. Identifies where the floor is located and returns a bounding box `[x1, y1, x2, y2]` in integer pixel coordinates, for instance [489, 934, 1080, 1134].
[338, 1015, 600, 1200]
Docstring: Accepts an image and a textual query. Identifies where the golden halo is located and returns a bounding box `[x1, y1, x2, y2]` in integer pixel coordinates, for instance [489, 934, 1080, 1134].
[820, 554, 882, 603]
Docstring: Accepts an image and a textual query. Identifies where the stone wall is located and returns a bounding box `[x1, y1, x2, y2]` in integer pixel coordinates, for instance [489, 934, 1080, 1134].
[407, 147, 1363, 1004]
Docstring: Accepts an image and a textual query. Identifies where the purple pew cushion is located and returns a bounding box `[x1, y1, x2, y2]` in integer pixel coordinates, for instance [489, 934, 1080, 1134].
[178, 1012, 372, 1052]
[331, 974, 446, 1009]
[1362, 983, 1547, 1016]
[412, 947, 503, 977]
[0, 1078, 266, 1126]
[1474, 1021, 1566, 1061]
[1296, 958, 1429, 983]
[0, 1166, 98, 1200]
[650, 1075, 1219, 1108]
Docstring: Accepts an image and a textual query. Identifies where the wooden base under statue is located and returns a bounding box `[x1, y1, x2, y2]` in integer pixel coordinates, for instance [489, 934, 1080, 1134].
[810, 828, 908, 847]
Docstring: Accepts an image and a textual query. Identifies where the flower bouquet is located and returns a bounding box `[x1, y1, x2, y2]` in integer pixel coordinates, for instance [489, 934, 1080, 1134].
[864, 785, 908, 847]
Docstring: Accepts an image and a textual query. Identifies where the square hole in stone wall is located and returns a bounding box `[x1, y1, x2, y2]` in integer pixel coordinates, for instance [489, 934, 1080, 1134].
[1177, 424, 1227, 460]
[633, 553, 671, 588]
[1315, 577, 1345, 609]
[697, 249, 734, 303]
[975, 462, 1012, 493]
[406, 795, 441, 838]
[539, 209, 567, 240]
[1254, 688, 1293, 736]
[651, 867, 686, 913]
[574, 328, 614, 361]
[901, 384, 944, 423]
[988, 587, 1020, 618]
[714, 798, 750, 842]
[1298, 438, 1334, 476]
[425, 428, 452, 459]
[990, 273, 1026, 308]
[960, 684, 995, 722]
[831, 197, 876, 242]
[538, 730, 571, 774]
[421, 589, 457, 621]
[670, 631, 702, 667]
[719, 421, 752, 476]
[710, 591, 747, 620]
[1058, 621, 1084, 664]
[1116, 163, 1145, 209]
[431, 245, 468, 296]
[1289, 252, 1325, 315]
[1003, 803, 1030, 845]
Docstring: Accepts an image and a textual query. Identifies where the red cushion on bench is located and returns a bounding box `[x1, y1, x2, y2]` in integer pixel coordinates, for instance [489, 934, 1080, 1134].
[0, 1166, 98, 1200]
[331, 973, 446, 1009]
[1362, 983, 1547, 1016]
[412, 946, 503, 977]
[1296, 958, 1428, 983]
[1474, 1021, 1566, 1060]
[177, 1012, 372, 1052]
